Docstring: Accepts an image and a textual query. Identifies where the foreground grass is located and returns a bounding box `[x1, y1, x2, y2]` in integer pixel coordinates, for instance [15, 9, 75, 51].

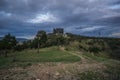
[0, 46, 120, 80]
[0, 47, 80, 68]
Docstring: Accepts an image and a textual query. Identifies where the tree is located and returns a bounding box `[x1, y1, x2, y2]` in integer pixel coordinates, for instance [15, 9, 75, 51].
[35, 30, 47, 52]
[0, 40, 4, 50]
[36, 30, 47, 43]
[2, 33, 17, 57]
[3, 33, 17, 50]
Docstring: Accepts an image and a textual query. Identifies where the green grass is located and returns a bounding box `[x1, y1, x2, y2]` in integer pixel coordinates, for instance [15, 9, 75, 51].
[82, 52, 109, 62]
[0, 47, 80, 68]
[15, 50, 80, 62]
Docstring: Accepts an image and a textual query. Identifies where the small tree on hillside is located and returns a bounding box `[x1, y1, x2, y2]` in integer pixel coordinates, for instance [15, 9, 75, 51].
[36, 30, 47, 52]
[2, 33, 17, 57]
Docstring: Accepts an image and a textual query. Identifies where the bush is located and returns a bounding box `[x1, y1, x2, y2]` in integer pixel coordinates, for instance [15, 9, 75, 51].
[88, 46, 101, 53]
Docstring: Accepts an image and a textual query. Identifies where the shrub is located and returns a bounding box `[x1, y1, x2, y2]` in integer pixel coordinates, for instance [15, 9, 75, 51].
[88, 46, 101, 53]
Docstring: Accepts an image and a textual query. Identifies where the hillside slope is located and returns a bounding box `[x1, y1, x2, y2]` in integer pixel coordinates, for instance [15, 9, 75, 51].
[0, 46, 120, 80]
[65, 35, 120, 60]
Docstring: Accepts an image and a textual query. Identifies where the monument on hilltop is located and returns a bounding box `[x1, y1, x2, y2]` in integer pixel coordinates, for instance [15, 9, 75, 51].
[53, 28, 64, 35]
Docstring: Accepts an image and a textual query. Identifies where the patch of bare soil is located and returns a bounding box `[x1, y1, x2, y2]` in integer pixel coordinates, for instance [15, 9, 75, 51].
[0, 61, 105, 80]
[0, 68, 30, 80]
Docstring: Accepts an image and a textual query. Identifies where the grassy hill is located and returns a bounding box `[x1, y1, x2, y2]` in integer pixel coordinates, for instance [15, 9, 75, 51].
[0, 46, 80, 68]
[0, 34, 120, 80]
[0, 46, 120, 80]
[65, 36, 120, 60]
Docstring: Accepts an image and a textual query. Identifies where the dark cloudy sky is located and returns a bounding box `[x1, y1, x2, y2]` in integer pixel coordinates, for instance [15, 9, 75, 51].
[0, 0, 120, 39]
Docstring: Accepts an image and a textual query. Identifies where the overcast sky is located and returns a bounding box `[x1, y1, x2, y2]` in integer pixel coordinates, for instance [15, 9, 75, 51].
[0, 0, 120, 39]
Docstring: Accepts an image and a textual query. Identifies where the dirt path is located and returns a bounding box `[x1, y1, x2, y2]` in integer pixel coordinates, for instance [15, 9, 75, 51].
[68, 52, 85, 62]
[66, 51, 96, 63]
[59, 46, 95, 63]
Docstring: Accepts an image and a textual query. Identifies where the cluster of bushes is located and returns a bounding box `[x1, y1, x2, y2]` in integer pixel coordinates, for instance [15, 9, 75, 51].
[20, 31, 69, 49]
[64, 36, 120, 60]
[0, 30, 70, 56]
[106, 39, 120, 60]
[0, 33, 17, 56]
[0, 30, 120, 60]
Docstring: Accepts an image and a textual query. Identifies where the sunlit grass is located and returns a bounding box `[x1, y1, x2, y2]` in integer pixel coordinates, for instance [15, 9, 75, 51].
[0, 47, 80, 68]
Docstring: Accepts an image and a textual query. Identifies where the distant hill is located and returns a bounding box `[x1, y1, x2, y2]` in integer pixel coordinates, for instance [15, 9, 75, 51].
[0, 37, 28, 42]
[16, 38, 28, 42]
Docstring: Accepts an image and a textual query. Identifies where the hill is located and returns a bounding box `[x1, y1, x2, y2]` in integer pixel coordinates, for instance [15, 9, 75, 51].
[0, 34, 120, 80]
[63, 34, 120, 60]
[0, 46, 120, 80]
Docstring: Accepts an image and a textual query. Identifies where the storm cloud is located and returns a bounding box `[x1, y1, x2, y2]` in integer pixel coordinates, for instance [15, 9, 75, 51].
[0, 0, 120, 38]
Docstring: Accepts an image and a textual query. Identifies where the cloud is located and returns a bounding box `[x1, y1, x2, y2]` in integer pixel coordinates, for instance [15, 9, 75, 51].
[0, 0, 120, 38]
[0, 11, 12, 17]
[17, 35, 35, 39]
[109, 4, 120, 9]
[80, 26, 105, 32]
[110, 32, 120, 37]
[27, 12, 59, 24]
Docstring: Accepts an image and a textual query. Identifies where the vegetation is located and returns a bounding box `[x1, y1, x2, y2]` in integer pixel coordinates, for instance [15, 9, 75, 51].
[0, 33, 17, 57]
[0, 47, 80, 68]
[0, 29, 119, 60]
[0, 28, 120, 80]
[1, 46, 119, 80]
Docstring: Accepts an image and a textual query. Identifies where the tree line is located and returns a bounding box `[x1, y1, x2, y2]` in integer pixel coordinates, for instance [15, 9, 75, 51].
[0, 30, 71, 57]
[0, 29, 119, 60]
